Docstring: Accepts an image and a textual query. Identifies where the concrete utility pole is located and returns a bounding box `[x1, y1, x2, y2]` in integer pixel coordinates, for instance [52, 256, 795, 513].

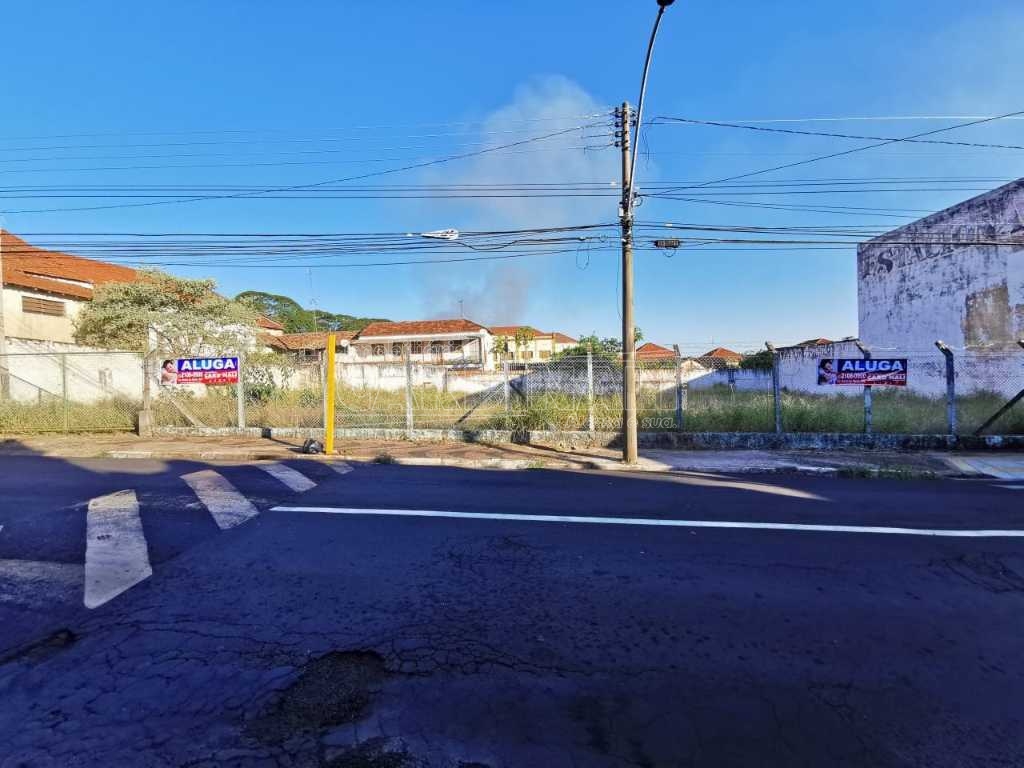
[618, 0, 675, 464]
[617, 103, 638, 464]
[0, 228, 9, 398]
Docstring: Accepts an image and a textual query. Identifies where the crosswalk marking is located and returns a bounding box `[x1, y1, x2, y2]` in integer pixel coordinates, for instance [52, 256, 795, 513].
[258, 463, 317, 492]
[2, 463, 347, 610]
[85, 490, 152, 609]
[181, 470, 260, 530]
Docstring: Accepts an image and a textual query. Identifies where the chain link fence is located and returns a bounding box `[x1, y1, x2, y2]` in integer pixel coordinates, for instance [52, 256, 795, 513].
[153, 355, 325, 430]
[2, 345, 1021, 437]
[772, 343, 1024, 435]
[0, 351, 142, 433]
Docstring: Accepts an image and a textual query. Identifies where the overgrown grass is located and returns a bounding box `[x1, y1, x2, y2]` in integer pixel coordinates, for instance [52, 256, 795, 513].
[143, 383, 1024, 436]
[0, 396, 139, 433]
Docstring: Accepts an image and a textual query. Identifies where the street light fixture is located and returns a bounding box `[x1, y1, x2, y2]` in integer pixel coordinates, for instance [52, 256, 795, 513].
[619, 0, 676, 464]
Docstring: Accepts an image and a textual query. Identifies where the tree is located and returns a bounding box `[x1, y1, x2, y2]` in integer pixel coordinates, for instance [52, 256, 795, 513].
[554, 329, 647, 360]
[235, 290, 387, 333]
[75, 269, 258, 355]
[555, 333, 622, 361]
[740, 349, 773, 371]
[493, 336, 510, 361]
[513, 326, 535, 361]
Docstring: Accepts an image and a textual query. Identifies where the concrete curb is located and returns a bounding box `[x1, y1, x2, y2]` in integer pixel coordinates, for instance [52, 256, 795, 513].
[152, 425, 1024, 452]
[90, 450, 949, 479]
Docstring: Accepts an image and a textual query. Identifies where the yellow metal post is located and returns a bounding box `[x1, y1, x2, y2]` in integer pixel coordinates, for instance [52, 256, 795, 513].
[324, 333, 337, 454]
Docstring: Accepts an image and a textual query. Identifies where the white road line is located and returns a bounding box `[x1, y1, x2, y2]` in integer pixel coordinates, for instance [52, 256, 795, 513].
[329, 461, 354, 475]
[270, 506, 1024, 538]
[182, 470, 260, 530]
[258, 463, 317, 492]
[85, 490, 152, 609]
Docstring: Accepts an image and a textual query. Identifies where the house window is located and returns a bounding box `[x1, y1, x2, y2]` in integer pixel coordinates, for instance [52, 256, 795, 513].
[449, 340, 464, 353]
[391, 342, 404, 356]
[430, 341, 444, 354]
[523, 351, 534, 360]
[411, 342, 423, 354]
[371, 344, 386, 356]
[22, 296, 65, 317]
[540, 351, 551, 360]
[98, 369, 113, 389]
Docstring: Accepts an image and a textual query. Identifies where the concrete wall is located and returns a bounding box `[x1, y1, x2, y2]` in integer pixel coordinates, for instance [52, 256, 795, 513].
[1, 287, 83, 344]
[336, 362, 447, 392]
[858, 180, 1024, 353]
[688, 367, 772, 392]
[2, 339, 143, 403]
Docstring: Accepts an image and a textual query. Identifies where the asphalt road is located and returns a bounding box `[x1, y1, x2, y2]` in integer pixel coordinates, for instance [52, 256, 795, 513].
[0, 455, 1022, 767]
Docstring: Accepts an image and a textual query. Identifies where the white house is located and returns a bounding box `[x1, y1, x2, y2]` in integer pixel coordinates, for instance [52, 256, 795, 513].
[1, 230, 140, 346]
[349, 319, 495, 370]
[489, 326, 578, 362]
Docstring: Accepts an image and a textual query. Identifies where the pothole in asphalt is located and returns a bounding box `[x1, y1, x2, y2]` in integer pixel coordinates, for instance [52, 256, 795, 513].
[0, 628, 77, 666]
[940, 553, 1024, 593]
[324, 739, 491, 768]
[323, 737, 413, 768]
[247, 650, 389, 745]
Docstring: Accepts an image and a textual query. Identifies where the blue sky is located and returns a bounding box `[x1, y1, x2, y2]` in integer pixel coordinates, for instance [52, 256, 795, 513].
[2, 0, 1023, 353]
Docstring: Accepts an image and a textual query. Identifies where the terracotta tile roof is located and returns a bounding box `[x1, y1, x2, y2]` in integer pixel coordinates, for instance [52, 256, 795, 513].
[357, 319, 487, 338]
[257, 316, 285, 331]
[690, 356, 733, 371]
[796, 337, 832, 347]
[552, 332, 577, 344]
[264, 331, 356, 351]
[701, 346, 744, 362]
[489, 325, 545, 338]
[1, 231, 137, 300]
[636, 342, 677, 360]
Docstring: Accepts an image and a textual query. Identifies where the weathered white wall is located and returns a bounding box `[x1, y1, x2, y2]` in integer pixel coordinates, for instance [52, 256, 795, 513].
[1, 287, 82, 344]
[858, 180, 1024, 352]
[336, 362, 447, 392]
[2, 339, 143, 403]
[688, 368, 772, 392]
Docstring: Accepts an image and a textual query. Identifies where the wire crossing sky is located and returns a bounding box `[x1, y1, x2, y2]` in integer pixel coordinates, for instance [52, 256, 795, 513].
[2, 0, 1022, 349]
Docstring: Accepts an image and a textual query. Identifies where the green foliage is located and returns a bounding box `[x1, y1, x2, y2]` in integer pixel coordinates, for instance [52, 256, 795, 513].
[75, 269, 257, 355]
[513, 326, 534, 356]
[740, 349, 773, 371]
[555, 333, 622, 361]
[236, 290, 386, 333]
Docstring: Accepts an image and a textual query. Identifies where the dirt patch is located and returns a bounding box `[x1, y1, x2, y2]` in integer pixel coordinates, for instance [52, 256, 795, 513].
[248, 650, 389, 744]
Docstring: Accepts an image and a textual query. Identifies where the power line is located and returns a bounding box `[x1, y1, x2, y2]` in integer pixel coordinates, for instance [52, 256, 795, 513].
[0, 111, 614, 143]
[656, 110, 1024, 195]
[664, 115, 1024, 124]
[2, 121, 608, 215]
[650, 116, 1024, 151]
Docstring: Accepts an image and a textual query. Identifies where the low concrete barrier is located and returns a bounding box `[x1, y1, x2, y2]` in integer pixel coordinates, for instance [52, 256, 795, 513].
[153, 426, 1024, 451]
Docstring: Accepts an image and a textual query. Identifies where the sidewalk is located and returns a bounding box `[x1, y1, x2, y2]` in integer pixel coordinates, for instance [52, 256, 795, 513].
[1, 432, 1010, 478]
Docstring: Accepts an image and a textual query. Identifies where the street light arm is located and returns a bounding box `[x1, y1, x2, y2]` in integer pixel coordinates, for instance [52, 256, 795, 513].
[627, 3, 672, 219]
